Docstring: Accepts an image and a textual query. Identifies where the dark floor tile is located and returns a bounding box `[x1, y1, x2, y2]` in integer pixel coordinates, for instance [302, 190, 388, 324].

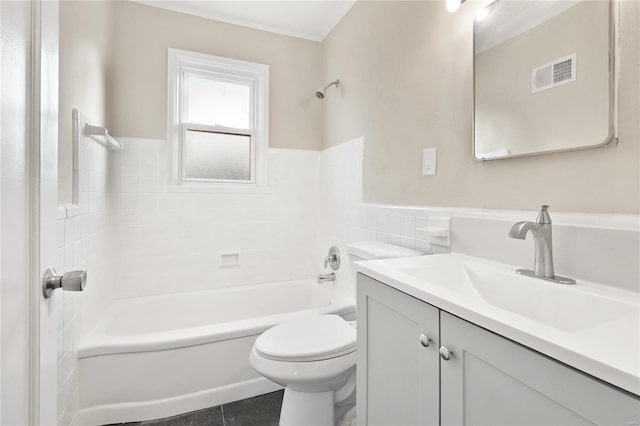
[222, 390, 284, 426]
[105, 423, 140, 426]
[135, 405, 224, 426]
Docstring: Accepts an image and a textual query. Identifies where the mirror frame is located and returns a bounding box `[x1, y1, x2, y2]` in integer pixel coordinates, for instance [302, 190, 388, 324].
[472, 0, 618, 161]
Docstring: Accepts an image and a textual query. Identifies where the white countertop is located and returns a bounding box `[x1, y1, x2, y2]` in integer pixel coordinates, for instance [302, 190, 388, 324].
[355, 253, 640, 396]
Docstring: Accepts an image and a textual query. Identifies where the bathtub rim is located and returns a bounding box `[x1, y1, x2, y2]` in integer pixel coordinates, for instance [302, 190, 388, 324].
[79, 280, 355, 358]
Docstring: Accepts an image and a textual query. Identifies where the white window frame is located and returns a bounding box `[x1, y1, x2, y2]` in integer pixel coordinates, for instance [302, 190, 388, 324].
[167, 48, 269, 191]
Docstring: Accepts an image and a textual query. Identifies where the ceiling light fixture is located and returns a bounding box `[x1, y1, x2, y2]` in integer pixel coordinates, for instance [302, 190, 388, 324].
[446, 0, 465, 13]
[475, 7, 488, 21]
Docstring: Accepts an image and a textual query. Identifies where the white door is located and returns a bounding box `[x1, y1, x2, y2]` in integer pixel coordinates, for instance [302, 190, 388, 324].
[0, 0, 59, 424]
[36, 1, 60, 424]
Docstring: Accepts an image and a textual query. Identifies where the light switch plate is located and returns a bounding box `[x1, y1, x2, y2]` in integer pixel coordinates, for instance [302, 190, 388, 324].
[422, 148, 437, 176]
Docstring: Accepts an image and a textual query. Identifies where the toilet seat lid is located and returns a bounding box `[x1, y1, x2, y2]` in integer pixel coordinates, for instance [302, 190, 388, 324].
[255, 315, 356, 362]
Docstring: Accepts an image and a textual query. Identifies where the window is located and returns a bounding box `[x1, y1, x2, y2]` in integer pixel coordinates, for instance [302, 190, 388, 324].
[167, 48, 269, 189]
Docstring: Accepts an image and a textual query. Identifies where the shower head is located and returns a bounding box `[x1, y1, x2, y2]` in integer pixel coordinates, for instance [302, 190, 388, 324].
[315, 79, 340, 100]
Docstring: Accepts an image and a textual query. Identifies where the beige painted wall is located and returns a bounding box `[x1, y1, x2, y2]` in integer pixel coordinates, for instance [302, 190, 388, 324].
[58, 0, 114, 203]
[322, 0, 639, 214]
[475, 1, 610, 157]
[60, 0, 639, 213]
[108, 1, 324, 151]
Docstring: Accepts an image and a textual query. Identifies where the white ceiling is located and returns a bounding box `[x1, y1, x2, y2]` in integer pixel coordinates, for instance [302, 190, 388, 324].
[133, 0, 356, 42]
[475, 0, 581, 54]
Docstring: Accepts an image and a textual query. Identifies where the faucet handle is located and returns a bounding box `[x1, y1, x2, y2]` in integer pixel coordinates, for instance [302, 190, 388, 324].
[324, 246, 341, 270]
[536, 204, 551, 225]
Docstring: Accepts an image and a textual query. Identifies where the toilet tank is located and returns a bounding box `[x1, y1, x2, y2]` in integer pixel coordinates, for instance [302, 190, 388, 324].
[346, 241, 423, 286]
[347, 241, 422, 262]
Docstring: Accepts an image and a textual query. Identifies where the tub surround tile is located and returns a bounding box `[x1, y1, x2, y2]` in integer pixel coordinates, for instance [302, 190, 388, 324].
[56, 115, 113, 425]
[108, 138, 322, 301]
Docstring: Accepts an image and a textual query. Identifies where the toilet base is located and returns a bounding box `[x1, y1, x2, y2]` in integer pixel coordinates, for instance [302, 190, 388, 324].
[280, 388, 335, 426]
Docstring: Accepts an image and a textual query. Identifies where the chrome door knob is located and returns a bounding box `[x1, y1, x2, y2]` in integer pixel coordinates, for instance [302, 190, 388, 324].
[419, 334, 431, 348]
[61, 270, 87, 291]
[439, 346, 452, 361]
[43, 267, 87, 299]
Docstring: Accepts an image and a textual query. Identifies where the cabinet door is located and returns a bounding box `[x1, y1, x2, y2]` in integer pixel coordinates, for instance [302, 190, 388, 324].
[356, 274, 440, 426]
[440, 311, 640, 426]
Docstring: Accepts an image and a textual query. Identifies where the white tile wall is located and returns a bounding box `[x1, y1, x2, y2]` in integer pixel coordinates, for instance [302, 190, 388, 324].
[54, 117, 112, 425]
[317, 138, 365, 297]
[106, 138, 321, 301]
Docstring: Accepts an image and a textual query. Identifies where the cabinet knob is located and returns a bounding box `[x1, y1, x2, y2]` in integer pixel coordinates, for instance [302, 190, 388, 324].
[439, 346, 452, 361]
[419, 334, 431, 348]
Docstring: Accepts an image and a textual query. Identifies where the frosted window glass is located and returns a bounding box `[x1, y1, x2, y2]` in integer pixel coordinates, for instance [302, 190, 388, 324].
[185, 74, 251, 129]
[184, 130, 251, 181]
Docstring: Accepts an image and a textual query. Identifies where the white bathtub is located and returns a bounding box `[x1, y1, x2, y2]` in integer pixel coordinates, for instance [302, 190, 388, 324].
[77, 279, 355, 425]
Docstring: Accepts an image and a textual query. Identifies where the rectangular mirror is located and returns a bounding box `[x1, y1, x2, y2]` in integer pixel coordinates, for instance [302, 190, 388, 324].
[473, 0, 615, 160]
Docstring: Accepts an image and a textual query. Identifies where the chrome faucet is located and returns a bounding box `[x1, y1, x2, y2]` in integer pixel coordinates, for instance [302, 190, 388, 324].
[509, 205, 576, 285]
[509, 205, 554, 278]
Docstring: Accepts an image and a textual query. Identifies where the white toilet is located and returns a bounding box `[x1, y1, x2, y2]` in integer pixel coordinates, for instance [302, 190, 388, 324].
[250, 241, 422, 426]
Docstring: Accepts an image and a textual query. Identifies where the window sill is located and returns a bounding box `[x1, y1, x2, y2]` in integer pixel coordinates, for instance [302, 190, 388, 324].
[162, 184, 271, 194]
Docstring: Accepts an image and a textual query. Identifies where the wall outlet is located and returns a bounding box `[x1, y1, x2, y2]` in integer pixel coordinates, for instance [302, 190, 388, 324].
[422, 148, 437, 176]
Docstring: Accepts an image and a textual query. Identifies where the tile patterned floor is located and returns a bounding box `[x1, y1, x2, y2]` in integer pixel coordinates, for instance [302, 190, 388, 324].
[111, 390, 283, 426]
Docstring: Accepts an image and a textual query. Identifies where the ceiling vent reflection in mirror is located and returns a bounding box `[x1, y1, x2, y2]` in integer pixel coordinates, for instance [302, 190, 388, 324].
[532, 53, 577, 93]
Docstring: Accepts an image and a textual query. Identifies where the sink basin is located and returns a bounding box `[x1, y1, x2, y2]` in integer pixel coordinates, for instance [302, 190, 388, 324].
[398, 259, 636, 332]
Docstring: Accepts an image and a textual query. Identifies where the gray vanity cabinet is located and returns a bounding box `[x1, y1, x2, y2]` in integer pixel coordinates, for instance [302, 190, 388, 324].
[440, 311, 640, 426]
[356, 274, 440, 426]
[357, 274, 640, 426]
